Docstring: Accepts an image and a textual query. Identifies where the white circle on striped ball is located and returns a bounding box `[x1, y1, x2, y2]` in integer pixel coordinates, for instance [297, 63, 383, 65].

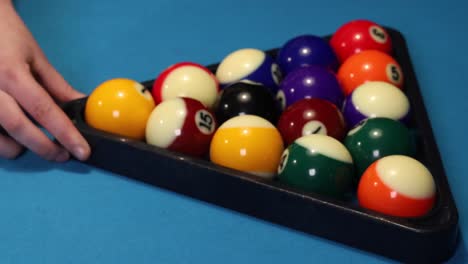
[352, 81, 409, 119]
[146, 98, 187, 148]
[215, 48, 280, 93]
[216, 48, 266, 84]
[295, 134, 353, 164]
[152, 62, 219, 108]
[377, 155, 435, 199]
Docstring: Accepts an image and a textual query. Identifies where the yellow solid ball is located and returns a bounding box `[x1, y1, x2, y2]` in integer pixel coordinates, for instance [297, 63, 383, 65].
[85, 78, 155, 140]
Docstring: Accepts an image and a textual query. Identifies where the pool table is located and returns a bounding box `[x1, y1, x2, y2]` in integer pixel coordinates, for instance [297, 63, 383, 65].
[1, 1, 467, 263]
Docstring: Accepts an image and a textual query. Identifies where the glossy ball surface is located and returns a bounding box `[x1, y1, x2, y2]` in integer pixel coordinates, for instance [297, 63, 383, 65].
[337, 50, 403, 95]
[85, 78, 155, 140]
[277, 65, 344, 109]
[277, 35, 338, 74]
[210, 115, 284, 179]
[277, 134, 354, 200]
[152, 62, 219, 108]
[277, 98, 346, 146]
[358, 155, 436, 218]
[342, 81, 410, 128]
[215, 48, 282, 93]
[344, 117, 413, 178]
[330, 19, 392, 63]
[146, 97, 216, 156]
[214, 81, 280, 125]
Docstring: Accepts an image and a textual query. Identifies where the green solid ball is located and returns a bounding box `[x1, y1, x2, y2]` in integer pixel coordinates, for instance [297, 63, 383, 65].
[277, 134, 354, 200]
[344, 117, 413, 178]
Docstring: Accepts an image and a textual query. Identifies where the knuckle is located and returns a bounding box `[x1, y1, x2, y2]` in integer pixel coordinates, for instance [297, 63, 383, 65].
[0, 67, 21, 91]
[54, 127, 73, 143]
[52, 123, 82, 149]
[30, 101, 53, 123]
[0, 62, 32, 94]
[2, 115, 26, 135]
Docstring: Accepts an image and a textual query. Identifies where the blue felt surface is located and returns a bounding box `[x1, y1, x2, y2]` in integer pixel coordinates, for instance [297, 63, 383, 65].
[1, 0, 467, 263]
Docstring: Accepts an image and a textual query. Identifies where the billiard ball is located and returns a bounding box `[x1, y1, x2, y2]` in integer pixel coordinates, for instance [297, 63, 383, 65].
[152, 62, 219, 108]
[209, 115, 284, 179]
[85, 78, 155, 140]
[277, 134, 354, 200]
[337, 50, 404, 95]
[276, 65, 344, 109]
[214, 81, 280, 125]
[276, 35, 338, 75]
[215, 48, 282, 93]
[146, 97, 216, 156]
[330, 19, 392, 63]
[358, 155, 436, 218]
[342, 81, 410, 128]
[277, 98, 346, 146]
[344, 117, 413, 178]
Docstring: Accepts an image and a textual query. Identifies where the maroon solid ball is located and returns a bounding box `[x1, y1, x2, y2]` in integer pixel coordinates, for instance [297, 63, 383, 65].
[277, 98, 346, 146]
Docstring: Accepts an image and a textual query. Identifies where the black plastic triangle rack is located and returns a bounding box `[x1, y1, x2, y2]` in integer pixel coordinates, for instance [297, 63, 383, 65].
[62, 27, 459, 263]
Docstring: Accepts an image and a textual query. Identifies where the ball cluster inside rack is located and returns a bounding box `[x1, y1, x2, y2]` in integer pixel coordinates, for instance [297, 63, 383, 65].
[84, 19, 436, 219]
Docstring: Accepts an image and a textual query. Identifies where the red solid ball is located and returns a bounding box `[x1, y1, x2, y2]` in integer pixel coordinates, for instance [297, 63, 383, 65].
[330, 19, 393, 63]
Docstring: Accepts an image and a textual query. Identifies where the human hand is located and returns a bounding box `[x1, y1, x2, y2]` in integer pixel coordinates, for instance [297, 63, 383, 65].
[0, 0, 90, 162]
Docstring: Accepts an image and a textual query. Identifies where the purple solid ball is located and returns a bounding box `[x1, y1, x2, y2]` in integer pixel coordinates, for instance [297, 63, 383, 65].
[276, 35, 338, 75]
[277, 65, 344, 110]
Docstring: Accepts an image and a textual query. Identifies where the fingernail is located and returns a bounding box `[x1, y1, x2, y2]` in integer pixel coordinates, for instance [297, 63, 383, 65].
[73, 146, 89, 161]
[55, 149, 70, 162]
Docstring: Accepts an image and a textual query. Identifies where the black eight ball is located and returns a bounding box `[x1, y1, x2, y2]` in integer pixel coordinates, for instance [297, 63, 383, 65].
[214, 81, 280, 125]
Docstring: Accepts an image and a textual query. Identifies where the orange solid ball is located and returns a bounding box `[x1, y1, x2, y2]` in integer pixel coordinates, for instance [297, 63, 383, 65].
[337, 50, 404, 96]
[85, 78, 155, 140]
